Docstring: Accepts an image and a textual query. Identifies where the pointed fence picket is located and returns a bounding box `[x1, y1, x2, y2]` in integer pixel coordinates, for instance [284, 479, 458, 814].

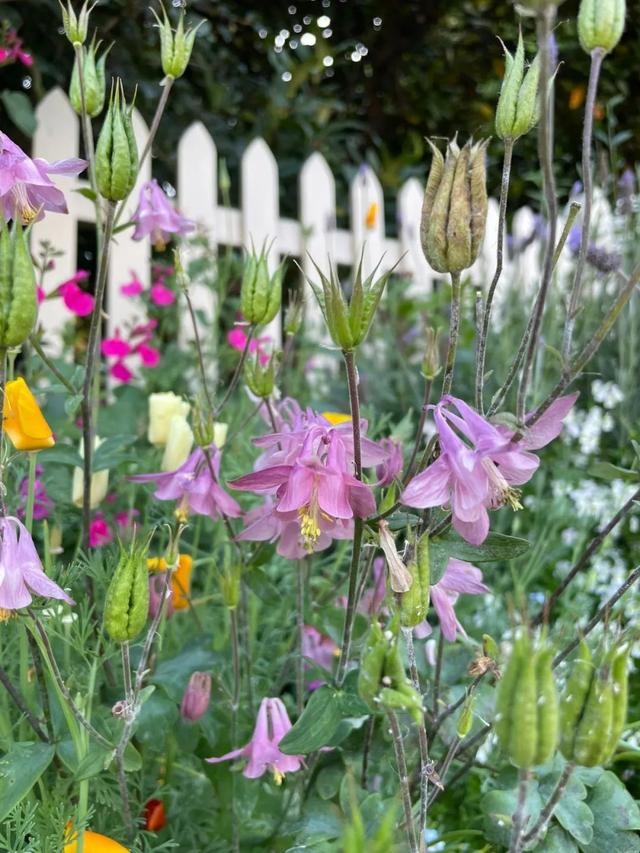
[28, 87, 615, 361]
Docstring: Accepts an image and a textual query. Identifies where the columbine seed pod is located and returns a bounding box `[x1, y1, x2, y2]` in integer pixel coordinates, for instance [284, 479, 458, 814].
[244, 352, 276, 398]
[95, 81, 139, 202]
[495, 34, 540, 141]
[457, 696, 476, 739]
[152, 3, 203, 81]
[421, 327, 441, 380]
[399, 532, 430, 628]
[358, 620, 388, 710]
[572, 664, 614, 766]
[606, 642, 630, 760]
[240, 249, 283, 327]
[578, 0, 626, 54]
[421, 138, 488, 274]
[0, 219, 37, 349]
[533, 645, 559, 766]
[284, 292, 304, 337]
[104, 536, 150, 643]
[59, 0, 95, 46]
[69, 36, 110, 118]
[559, 640, 593, 758]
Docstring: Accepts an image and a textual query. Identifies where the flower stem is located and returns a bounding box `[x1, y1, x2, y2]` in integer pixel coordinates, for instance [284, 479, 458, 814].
[403, 378, 433, 485]
[81, 200, 117, 550]
[562, 48, 606, 363]
[476, 139, 513, 413]
[0, 664, 49, 743]
[296, 560, 305, 717]
[25, 452, 37, 534]
[441, 273, 462, 398]
[387, 711, 419, 853]
[229, 606, 241, 853]
[509, 769, 532, 853]
[522, 763, 574, 848]
[403, 628, 430, 846]
[431, 632, 444, 717]
[30, 335, 77, 395]
[214, 326, 254, 418]
[73, 43, 101, 236]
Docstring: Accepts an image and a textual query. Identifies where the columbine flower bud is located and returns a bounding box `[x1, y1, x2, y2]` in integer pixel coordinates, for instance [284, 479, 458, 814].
[161, 414, 193, 472]
[69, 35, 110, 119]
[421, 327, 441, 380]
[244, 352, 277, 399]
[147, 392, 190, 447]
[495, 34, 540, 141]
[180, 671, 212, 722]
[578, 0, 626, 54]
[152, 3, 203, 81]
[421, 137, 488, 274]
[240, 248, 283, 327]
[95, 80, 138, 202]
[219, 563, 241, 610]
[0, 218, 37, 348]
[303, 252, 395, 352]
[398, 532, 430, 628]
[104, 534, 150, 643]
[59, 0, 95, 46]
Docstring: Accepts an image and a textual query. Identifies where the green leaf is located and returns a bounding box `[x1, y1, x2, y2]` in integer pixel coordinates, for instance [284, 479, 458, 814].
[581, 770, 640, 853]
[123, 742, 142, 772]
[316, 765, 344, 800]
[536, 825, 579, 852]
[150, 636, 218, 702]
[430, 531, 530, 581]
[64, 393, 84, 417]
[555, 797, 594, 846]
[93, 435, 138, 471]
[1, 90, 37, 136]
[40, 444, 83, 468]
[280, 687, 343, 754]
[74, 187, 98, 202]
[0, 741, 55, 822]
[588, 462, 638, 483]
[73, 745, 113, 782]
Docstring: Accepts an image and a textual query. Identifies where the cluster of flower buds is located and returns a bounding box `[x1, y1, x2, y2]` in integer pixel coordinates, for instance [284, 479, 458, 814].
[559, 638, 629, 766]
[69, 34, 110, 118]
[578, 0, 626, 54]
[358, 617, 423, 724]
[0, 218, 37, 349]
[495, 33, 540, 141]
[59, 0, 95, 46]
[397, 532, 430, 629]
[240, 247, 284, 328]
[152, 2, 203, 82]
[420, 138, 488, 274]
[304, 253, 394, 352]
[95, 80, 138, 202]
[103, 533, 150, 643]
[244, 351, 278, 399]
[495, 630, 559, 768]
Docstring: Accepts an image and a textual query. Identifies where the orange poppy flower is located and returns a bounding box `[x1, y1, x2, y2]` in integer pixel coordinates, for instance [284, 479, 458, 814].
[3, 377, 55, 451]
[64, 827, 130, 852]
[144, 798, 167, 831]
[147, 553, 193, 610]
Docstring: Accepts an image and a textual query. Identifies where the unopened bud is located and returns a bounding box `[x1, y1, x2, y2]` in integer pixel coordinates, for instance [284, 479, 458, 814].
[180, 671, 212, 722]
[191, 397, 215, 447]
[421, 327, 441, 380]
[244, 351, 277, 398]
[378, 520, 412, 594]
[59, 0, 95, 46]
[578, 0, 626, 54]
[95, 80, 138, 201]
[0, 218, 37, 348]
[456, 696, 476, 738]
[70, 35, 111, 118]
[219, 563, 241, 610]
[152, 3, 203, 81]
[421, 137, 488, 274]
[399, 532, 430, 628]
[496, 33, 540, 141]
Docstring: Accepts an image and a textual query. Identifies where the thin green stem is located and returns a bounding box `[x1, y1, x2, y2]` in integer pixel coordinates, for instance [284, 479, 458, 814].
[403, 378, 433, 485]
[388, 711, 419, 853]
[403, 628, 430, 846]
[214, 326, 254, 418]
[25, 452, 37, 534]
[441, 273, 461, 398]
[30, 336, 77, 394]
[73, 43, 101, 236]
[509, 769, 532, 853]
[0, 664, 49, 743]
[296, 560, 305, 717]
[522, 763, 575, 847]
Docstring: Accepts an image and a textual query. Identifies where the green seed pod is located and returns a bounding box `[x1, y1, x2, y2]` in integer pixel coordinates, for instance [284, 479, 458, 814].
[399, 533, 430, 628]
[495, 634, 523, 747]
[578, 0, 626, 54]
[0, 219, 37, 349]
[457, 696, 476, 739]
[104, 537, 150, 643]
[284, 292, 304, 337]
[606, 643, 630, 760]
[69, 36, 110, 119]
[533, 645, 559, 766]
[219, 563, 241, 610]
[559, 640, 594, 759]
[421, 327, 441, 381]
[358, 621, 387, 711]
[95, 81, 138, 202]
[152, 3, 203, 81]
[421, 138, 488, 274]
[59, 0, 95, 46]
[483, 633, 500, 660]
[573, 666, 614, 766]
[240, 249, 284, 327]
[244, 352, 277, 398]
[495, 34, 540, 141]
[508, 642, 538, 768]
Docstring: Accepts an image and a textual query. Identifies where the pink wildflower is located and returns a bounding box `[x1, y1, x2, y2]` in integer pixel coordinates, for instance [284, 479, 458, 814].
[137, 343, 160, 367]
[120, 274, 144, 297]
[302, 625, 339, 689]
[101, 334, 131, 359]
[150, 282, 175, 306]
[88, 513, 112, 548]
[132, 179, 194, 250]
[180, 672, 212, 722]
[110, 361, 133, 384]
[227, 326, 271, 366]
[206, 697, 304, 781]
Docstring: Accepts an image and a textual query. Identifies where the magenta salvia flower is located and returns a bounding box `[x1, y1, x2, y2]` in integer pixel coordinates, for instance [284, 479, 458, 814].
[0, 131, 86, 224]
[132, 179, 194, 250]
[130, 443, 241, 521]
[206, 697, 304, 782]
[0, 516, 74, 610]
[180, 671, 212, 722]
[401, 393, 577, 545]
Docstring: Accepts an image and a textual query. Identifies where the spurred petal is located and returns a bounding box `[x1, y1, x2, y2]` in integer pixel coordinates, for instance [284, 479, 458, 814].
[521, 392, 579, 450]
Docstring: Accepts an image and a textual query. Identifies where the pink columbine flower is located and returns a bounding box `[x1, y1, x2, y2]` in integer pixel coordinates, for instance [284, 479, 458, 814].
[0, 131, 86, 224]
[401, 394, 577, 545]
[88, 513, 112, 548]
[180, 671, 212, 722]
[376, 437, 403, 486]
[414, 558, 489, 642]
[150, 282, 175, 306]
[121, 274, 144, 297]
[302, 626, 339, 689]
[17, 466, 53, 521]
[102, 333, 131, 359]
[132, 179, 195, 250]
[37, 286, 45, 304]
[129, 443, 241, 522]
[206, 697, 304, 782]
[0, 516, 74, 609]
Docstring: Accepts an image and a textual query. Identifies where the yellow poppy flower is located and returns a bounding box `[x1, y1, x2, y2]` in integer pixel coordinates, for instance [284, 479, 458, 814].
[3, 377, 55, 451]
[365, 202, 378, 229]
[64, 828, 130, 852]
[147, 553, 193, 610]
[320, 411, 352, 425]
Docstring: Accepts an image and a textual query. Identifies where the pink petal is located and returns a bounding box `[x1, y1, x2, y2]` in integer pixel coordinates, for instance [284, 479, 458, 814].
[521, 393, 579, 450]
[401, 455, 451, 508]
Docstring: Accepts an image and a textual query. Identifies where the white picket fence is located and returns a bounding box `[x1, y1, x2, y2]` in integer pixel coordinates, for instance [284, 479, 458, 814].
[31, 87, 618, 354]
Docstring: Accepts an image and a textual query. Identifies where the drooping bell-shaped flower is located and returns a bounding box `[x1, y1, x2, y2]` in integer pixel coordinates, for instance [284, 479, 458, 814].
[132, 179, 194, 250]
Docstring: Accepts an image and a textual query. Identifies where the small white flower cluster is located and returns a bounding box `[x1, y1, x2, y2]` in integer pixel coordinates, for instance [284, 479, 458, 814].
[552, 477, 637, 528]
[591, 379, 624, 409]
[561, 381, 623, 456]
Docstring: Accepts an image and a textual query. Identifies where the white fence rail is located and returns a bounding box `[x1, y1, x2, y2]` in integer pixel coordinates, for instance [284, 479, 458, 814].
[30, 87, 617, 353]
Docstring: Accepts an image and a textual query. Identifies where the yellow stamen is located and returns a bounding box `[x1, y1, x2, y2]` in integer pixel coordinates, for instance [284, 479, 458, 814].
[0, 608, 13, 623]
[299, 506, 321, 552]
[273, 769, 285, 786]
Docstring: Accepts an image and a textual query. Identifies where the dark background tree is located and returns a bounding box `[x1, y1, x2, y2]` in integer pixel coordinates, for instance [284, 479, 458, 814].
[2, 0, 638, 223]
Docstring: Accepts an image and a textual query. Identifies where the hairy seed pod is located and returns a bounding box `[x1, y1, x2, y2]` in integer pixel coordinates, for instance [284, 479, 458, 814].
[399, 533, 430, 628]
[534, 645, 559, 765]
[457, 696, 476, 739]
[240, 249, 284, 327]
[358, 621, 387, 711]
[152, 4, 203, 80]
[495, 34, 540, 141]
[606, 643, 630, 760]
[494, 634, 522, 747]
[104, 537, 150, 643]
[69, 36, 110, 118]
[95, 81, 138, 202]
[573, 667, 614, 766]
[0, 219, 37, 349]
[509, 643, 538, 768]
[578, 0, 626, 55]
[559, 640, 594, 759]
